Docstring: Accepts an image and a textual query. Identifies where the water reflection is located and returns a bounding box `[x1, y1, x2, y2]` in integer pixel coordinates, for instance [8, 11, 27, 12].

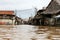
[13, 25, 60, 40]
[0, 25, 60, 40]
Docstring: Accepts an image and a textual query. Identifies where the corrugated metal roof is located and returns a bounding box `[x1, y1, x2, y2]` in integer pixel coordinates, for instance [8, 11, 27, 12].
[42, 0, 60, 14]
[42, 10, 60, 14]
[0, 11, 14, 15]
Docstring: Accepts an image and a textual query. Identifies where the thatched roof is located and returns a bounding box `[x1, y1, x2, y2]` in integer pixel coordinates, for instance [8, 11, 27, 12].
[42, 0, 60, 14]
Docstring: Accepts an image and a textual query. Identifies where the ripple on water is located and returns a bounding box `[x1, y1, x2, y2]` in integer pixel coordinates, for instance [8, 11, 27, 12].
[0, 25, 60, 40]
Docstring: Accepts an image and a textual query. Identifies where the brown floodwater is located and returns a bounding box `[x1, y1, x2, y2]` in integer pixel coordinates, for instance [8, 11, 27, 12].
[0, 25, 60, 40]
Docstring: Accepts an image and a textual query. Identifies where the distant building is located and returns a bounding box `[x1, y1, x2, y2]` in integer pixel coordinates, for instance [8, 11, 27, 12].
[33, 9, 45, 25]
[15, 16, 23, 25]
[0, 11, 15, 25]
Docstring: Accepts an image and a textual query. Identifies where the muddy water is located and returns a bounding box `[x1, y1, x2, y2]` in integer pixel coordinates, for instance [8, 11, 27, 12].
[0, 25, 60, 40]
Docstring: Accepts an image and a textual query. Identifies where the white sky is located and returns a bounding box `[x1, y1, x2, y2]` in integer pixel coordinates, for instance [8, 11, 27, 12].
[0, 0, 51, 10]
[16, 8, 36, 20]
[0, 0, 51, 20]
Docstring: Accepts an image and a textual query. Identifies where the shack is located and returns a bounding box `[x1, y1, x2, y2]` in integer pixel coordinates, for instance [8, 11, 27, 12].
[15, 16, 23, 25]
[33, 9, 45, 25]
[41, 0, 60, 25]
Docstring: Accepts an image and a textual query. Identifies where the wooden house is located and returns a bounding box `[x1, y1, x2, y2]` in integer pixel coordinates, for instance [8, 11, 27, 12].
[0, 11, 15, 25]
[32, 0, 60, 25]
[33, 9, 45, 25]
[41, 0, 60, 25]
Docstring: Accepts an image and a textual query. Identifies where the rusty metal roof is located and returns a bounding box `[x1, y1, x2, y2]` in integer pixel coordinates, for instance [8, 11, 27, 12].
[0, 11, 14, 15]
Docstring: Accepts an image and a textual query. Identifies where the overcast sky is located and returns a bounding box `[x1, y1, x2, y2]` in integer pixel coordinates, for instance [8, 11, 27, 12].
[0, 0, 51, 10]
[16, 8, 36, 20]
[0, 0, 51, 19]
